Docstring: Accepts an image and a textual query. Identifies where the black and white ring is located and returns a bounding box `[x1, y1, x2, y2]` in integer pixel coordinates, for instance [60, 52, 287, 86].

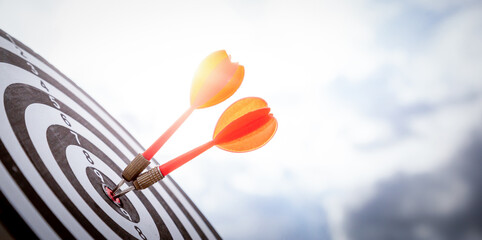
[0, 29, 220, 240]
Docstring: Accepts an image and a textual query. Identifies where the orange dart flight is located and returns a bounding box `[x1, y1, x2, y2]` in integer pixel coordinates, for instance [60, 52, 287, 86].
[143, 50, 245, 160]
[160, 97, 277, 176]
[212, 97, 277, 152]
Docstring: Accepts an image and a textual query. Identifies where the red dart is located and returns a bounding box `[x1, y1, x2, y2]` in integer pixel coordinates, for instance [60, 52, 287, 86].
[121, 97, 277, 194]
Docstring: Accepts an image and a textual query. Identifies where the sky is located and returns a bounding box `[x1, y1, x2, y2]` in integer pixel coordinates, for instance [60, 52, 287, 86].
[1, 0, 482, 239]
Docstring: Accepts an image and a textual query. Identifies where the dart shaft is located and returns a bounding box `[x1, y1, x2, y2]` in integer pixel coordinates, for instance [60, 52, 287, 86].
[113, 186, 135, 198]
[132, 141, 215, 191]
[160, 140, 215, 176]
[143, 106, 196, 160]
[111, 179, 125, 194]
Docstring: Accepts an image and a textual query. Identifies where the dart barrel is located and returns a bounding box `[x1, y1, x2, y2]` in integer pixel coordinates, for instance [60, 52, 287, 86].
[133, 167, 164, 190]
[122, 153, 150, 181]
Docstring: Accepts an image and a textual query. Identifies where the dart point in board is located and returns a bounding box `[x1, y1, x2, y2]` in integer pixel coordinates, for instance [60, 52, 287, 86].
[113, 51, 277, 198]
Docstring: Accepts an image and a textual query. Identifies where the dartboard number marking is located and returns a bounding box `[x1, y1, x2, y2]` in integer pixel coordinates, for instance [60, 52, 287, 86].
[60, 113, 71, 127]
[119, 208, 131, 221]
[40, 80, 49, 92]
[135, 226, 148, 240]
[83, 150, 94, 164]
[49, 95, 60, 109]
[7, 34, 37, 76]
[26, 62, 38, 75]
[71, 131, 81, 145]
[93, 169, 105, 183]
[6, 33, 27, 59]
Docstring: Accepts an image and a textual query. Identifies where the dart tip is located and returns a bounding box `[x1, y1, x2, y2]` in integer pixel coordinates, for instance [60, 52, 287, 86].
[112, 179, 125, 195]
[113, 186, 135, 198]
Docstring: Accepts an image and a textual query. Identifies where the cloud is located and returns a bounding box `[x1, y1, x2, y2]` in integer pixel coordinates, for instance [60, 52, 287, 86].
[207, 191, 332, 240]
[345, 132, 482, 240]
[326, 71, 482, 150]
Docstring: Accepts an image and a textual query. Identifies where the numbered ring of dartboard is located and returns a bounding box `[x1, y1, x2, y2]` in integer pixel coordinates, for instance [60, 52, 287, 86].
[0, 30, 220, 240]
[0, 39, 166, 240]
[8, 82, 164, 238]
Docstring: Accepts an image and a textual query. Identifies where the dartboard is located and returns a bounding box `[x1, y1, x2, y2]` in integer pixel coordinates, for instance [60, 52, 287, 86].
[0, 29, 220, 240]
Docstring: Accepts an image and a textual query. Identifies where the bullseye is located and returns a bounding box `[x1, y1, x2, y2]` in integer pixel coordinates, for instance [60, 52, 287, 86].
[103, 184, 121, 206]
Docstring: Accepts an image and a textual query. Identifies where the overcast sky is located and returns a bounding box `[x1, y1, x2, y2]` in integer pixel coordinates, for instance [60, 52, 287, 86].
[1, 0, 482, 239]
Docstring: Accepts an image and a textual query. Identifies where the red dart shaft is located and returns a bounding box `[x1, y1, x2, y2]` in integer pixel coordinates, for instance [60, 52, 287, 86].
[159, 141, 215, 176]
[143, 105, 196, 160]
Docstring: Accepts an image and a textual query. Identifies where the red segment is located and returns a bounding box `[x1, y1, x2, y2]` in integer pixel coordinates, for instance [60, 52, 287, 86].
[104, 186, 121, 204]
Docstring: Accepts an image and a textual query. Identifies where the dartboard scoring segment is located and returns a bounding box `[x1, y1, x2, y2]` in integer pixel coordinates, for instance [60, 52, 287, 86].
[0, 29, 219, 239]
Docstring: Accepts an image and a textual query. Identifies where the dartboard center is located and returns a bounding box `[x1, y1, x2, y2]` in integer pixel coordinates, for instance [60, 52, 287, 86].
[102, 184, 121, 206]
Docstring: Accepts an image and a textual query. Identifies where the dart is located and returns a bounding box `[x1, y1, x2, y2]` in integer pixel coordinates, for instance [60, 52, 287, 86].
[114, 97, 278, 197]
[113, 50, 244, 194]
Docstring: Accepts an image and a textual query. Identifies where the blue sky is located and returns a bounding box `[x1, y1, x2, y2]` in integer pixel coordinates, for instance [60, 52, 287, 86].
[1, 0, 482, 239]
